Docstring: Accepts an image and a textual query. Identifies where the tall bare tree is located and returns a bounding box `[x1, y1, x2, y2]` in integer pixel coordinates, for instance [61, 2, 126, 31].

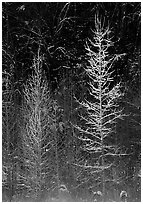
[73, 14, 125, 201]
[20, 45, 61, 201]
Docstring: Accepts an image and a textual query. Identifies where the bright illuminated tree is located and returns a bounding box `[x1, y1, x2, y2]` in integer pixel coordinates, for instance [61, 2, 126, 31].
[21, 45, 61, 201]
[74, 14, 125, 201]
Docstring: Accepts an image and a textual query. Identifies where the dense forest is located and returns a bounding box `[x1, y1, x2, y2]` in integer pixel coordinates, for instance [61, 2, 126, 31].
[2, 2, 141, 202]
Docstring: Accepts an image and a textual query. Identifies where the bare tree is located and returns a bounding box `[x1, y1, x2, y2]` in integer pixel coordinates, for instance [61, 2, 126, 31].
[73, 14, 125, 201]
[20, 45, 61, 201]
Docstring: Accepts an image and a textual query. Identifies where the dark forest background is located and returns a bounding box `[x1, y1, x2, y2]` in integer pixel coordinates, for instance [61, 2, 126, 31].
[2, 2, 141, 202]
